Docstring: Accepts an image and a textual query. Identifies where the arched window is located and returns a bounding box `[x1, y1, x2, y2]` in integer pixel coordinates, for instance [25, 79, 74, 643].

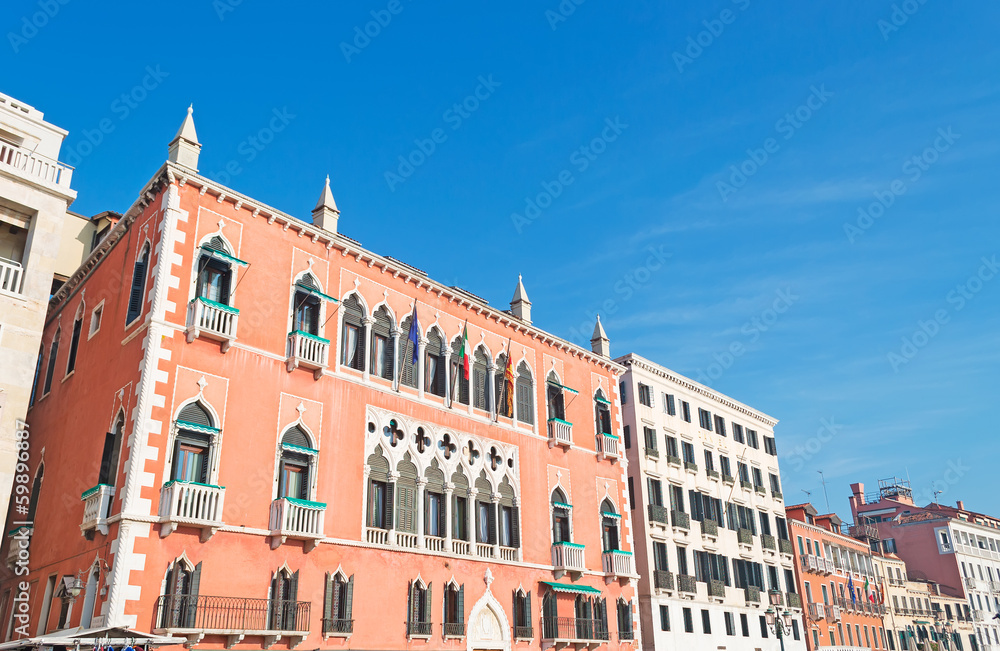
[26, 464, 43, 522]
[546, 372, 566, 421]
[616, 599, 633, 640]
[160, 558, 201, 628]
[424, 462, 446, 539]
[449, 337, 470, 405]
[395, 456, 419, 535]
[195, 236, 234, 306]
[495, 353, 512, 418]
[499, 476, 519, 548]
[451, 469, 469, 542]
[172, 402, 216, 484]
[425, 329, 445, 397]
[513, 589, 532, 639]
[443, 581, 465, 635]
[600, 499, 620, 552]
[292, 275, 322, 336]
[574, 596, 593, 639]
[515, 362, 533, 424]
[79, 565, 100, 629]
[41, 328, 60, 395]
[370, 306, 394, 380]
[475, 472, 495, 545]
[595, 389, 612, 436]
[472, 348, 490, 412]
[551, 488, 570, 543]
[278, 426, 314, 500]
[406, 579, 431, 636]
[542, 592, 557, 638]
[98, 413, 125, 491]
[323, 572, 355, 634]
[66, 303, 84, 375]
[270, 568, 300, 631]
[126, 244, 149, 323]
[340, 295, 365, 371]
[398, 314, 418, 388]
[366, 449, 391, 529]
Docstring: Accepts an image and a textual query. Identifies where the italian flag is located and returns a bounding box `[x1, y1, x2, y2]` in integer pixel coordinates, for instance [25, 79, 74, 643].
[459, 322, 470, 380]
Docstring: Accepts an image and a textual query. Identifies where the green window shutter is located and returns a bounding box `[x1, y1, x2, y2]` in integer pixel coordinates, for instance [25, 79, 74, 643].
[423, 584, 432, 624]
[325, 574, 336, 621]
[289, 570, 299, 603]
[511, 507, 520, 548]
[384, 482, 394, 529]
[407, 581, 415, 625]
[457, 585, 464, 625]
[423, 490, 430, 534]
[190, 562, 202, 597]
[345, 575, 354, 621]
[438, 495, 447, 537]
[488, 504, 497, 544]
[524, 592, 532, 629]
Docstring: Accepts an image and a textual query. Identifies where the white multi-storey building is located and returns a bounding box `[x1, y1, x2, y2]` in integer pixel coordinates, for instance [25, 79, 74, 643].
[0, 91, 88, 527]
[617, 353, 806, 651]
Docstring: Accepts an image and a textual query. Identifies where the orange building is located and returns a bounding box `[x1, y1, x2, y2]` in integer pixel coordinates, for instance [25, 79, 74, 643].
[0, 109, 637, 651]
[787, 503, 889, 651]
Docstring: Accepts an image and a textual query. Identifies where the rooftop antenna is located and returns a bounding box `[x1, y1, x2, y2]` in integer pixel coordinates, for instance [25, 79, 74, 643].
[818, 470, 831, 513]
[933, 489, 942, 506]
[801, 489, 812, 499]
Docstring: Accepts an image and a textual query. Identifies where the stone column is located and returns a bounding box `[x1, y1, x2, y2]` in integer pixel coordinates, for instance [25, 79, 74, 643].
[416, 478, 427, 549]
[487, 362, 497, 419]
[417, 337, 427, 399]
[361, 316, 374, 381]
[444, 483, 454, 551]
[491, 492, 502, 559]
[388, 470, 400, 546]
[390, 327, 401, 391]
[468, 488, 478, 554]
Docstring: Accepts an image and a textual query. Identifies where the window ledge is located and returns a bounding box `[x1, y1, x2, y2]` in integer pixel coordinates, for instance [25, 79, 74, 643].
[323, 632, 352, 640]
[62, 370, 75, 383]
[407, 634, 433, 641]
[443, 634, 465, 640]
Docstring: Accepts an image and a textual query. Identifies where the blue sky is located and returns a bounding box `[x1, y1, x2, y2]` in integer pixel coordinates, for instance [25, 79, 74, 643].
[4, 0, 998, 520]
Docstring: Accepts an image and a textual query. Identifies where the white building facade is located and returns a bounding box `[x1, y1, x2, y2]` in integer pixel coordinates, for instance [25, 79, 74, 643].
[617, 353, 806, 651]
[0, 92, 79, 528]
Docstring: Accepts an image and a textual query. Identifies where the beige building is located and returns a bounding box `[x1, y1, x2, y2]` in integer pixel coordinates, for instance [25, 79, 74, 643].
[0, 91, 86, 528]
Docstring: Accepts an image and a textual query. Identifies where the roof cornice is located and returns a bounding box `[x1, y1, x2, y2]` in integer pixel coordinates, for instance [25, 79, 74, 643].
[617, 353, 777, 427]
[48, 162, 625, 374]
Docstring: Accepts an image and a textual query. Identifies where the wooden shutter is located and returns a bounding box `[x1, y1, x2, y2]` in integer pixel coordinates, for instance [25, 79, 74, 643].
[190, 562, 202, 597]
[289, 570, 299, 602]
[511, 507, 520, 547]
[457, 585, 464, 625]
[407, 581, 416, 626]
[488, 503, 497, 545]
[524, 592, 531, 629]
[345, 575, 354, 621]
[396, 481, 416, 532]
[423, 584, 432, 624]
[126, 249, 148, 321]
[324, 573, 334, 621]
[384, 482, 394, 529]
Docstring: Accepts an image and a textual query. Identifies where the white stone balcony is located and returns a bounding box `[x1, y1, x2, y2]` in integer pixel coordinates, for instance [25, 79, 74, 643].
[0, 258, 24, 296]
[158, 480, 225, 541]
[601, 550, 633, 582]
[285, 331, 329, 379]
[269, 497, 326, 551]
[0, 140, 73, 188]
[808, 602, 825, 620]
[829, 605, 842, 621]
[597, 432, 619, 460]
[552, 541, 586, 578]
[547, 418, 573, 448]
[186, 297, 239, 352]
[80, 484, 115, 536]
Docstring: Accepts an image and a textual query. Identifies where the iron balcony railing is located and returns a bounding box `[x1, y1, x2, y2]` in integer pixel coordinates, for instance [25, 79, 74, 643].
[541, 617, 608, 641]
[647, 504, 668, 525]
[744, 586, 761, 604]
[787, 592, 802, 609]
[740, 480, 753, 490]
[677, 574, 696, 594]
[706, 469, 720, 480]
[155, 594, 310, 632]
[619, 628, 634, 641]
[721, 473, 735, 484]
[737, 528, 754, 545]
[644, 446, 659, 459]
[443, 622, 465, 637]
[761, 534, 776, 550]
[708, 580, 726, 598]
[684, 461, 698, 472]
[406, 621, 433, 636]
[322, 618, 353, 635]
[779, 538, 794, 555]
[513, 625, 533, 639]
[671, 510, 690, 530]
[666, 455, 682, 467]
[653, 570, 674, 591]
[701, 519, 719, 537]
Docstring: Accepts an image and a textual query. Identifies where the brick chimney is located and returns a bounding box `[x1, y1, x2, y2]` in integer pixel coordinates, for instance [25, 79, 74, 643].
[957, 500, 965, 511]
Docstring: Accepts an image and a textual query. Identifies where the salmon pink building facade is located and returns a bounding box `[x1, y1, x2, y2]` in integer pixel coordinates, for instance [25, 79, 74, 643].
[0, 110, 638, 651]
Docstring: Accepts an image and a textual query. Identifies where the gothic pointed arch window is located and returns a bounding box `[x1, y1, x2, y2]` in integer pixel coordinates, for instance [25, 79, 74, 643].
[513, 589, 533, 639]
[172, 401, 217, 484]
[366, 449, 392, 530]
[515, 361, 534, 424]
[551, 488, 571, 544]
[616, 598, 633, 640]
[269, 567, 300, 631]
[41, 328, 60, 396]
[499, 476, 520, 549]
[278, 425, 315, 500]
[406, 578, 432, 637]
[195, 236, 234, 306]
[472, 347, 490, 412]
[443, 580, 465, 637]
[542, 591, 557, 639]
[595, 388, 612, 437]
[65, 302, 84, 376]
[424, 462, 446, 539]
[370, 306, 394, 380]
[98, 412, 125, 499]
[126, 243, 150, 323]
[474, 472, 495, 545]
[425, 328, 446, 397]
[449, 337, 470, 405]
[26, 463, 43, 522]
[495, 352, 512, 418]
[340, 294, 365, 371]
[546, 371, 566, 421]
[451, 469, 469, 542]
[600, 498, 621, 552]
[292, 274, 322, 336]
[160, 557, 201, 628]
[323, 571, 355, 635]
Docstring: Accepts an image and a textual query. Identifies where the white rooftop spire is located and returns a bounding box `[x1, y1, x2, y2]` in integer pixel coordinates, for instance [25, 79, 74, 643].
[168, 104, 202, 172]
[591, 315, 610, 357]
[510, 274, 532, 324]
[312, 175, 340, 233]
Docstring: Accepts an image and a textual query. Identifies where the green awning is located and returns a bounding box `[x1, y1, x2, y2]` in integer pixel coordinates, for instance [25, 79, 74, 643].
[295, 282, 338, 303]
[176, 419, 221, 435]
[289, 330, 331, 345]
[553, 501, 573, 510]
[542, 581, 601, 595]
[282, 442, 319, 455]
[201, 245, 248, 267]
[284, 497, 326, 509]
[193, 296, 239, 314]
[601, 511, 621, 519]
[594, 395, 611, 405]
[163, 479, 224, 490]
[547, 380, 579, 395]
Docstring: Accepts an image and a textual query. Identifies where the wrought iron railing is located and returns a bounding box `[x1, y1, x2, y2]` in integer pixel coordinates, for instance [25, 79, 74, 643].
[701, 519, 718, 537]
[644, 447, 659, 458]
[653, 570, 674, 591]
[744, 586, 761, 604]
[155, 594, 309, 632]
[666, 455, 682, 467]
[647, 504, 668, 525]
[671, 510, 690, 530]
[737, 528, 753, 545]
[787, 592, 802, 609]
[761, 534, 776, 550]
[406, 621, 433, 636]
[443, 622, 465, 637]
[322, 618, 353, 635]
[708, 580, 726, 598]
[677, 574, 696, 594]
[514, 625, 533, 639]
[541, 617, 608, 641]
[779, 538, 794, 555]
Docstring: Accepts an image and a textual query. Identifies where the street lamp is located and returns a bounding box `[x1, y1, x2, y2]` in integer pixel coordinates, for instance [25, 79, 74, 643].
[934, 619, 955, 650]
[765, 590, 794, 651]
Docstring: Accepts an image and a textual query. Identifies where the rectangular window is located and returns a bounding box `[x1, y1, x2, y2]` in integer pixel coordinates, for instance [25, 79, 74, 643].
[732, 423, 744, 443]
[698, 408, 712, 431]
[681, 401, 691, 422]
[763, 435, 777, 455]
[623, 425, 631, 449]
[638, 383, 653, 407]
[666, 436, 679, 458]
[746, 429, 759, 449]
[740, 613, 749, 637]
[453, 495, 468, 540]
[759, 615, 768, 638]
[720, 456, 731, 477]
[738, 462, 750, 483]
[659, 605, 669, 631]
[628, 477, 634, 508]
[372, 335, 389, 377]
[752, 467, 764, 489]
[704, 450, 715, 472]
[682, 607, 693, 633]
[724, 612, 735, 636]
[428, 493, 443, 537]
[341, 323, 361, 368]
[653, 542, 669, 571]
[643, 427, 657, 452]
[174, 443, 207, 482]
[770, 473, 782, 495]
[89, 303, 104, 338]
[792, 619, 800, 641]
[682, 441, 696, 464]
[701, 610, 711, 634]
[665, 394, 676, 415]
[647, 478, 664, 507]
[619, 381, 627, 404]
[714, 415, 726, 436]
